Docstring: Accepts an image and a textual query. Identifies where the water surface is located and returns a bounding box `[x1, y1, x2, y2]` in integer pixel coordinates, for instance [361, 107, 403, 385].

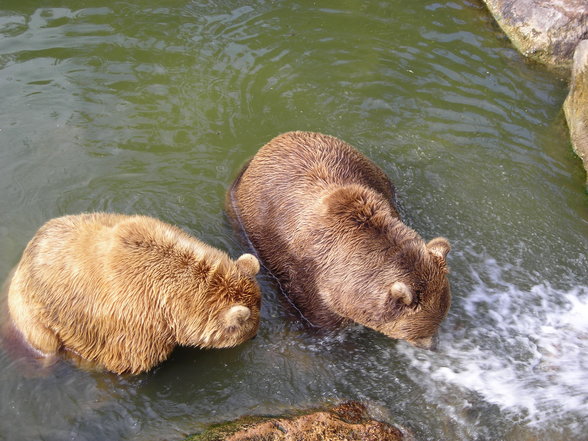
[1, 1, 587, 440]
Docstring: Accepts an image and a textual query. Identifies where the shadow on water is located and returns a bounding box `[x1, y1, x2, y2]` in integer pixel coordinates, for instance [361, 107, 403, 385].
[0, 1, 587, 441]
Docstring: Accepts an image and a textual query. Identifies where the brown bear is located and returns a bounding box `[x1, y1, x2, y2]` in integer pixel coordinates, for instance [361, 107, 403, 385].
[7, 213, 261, 374]
[227, 131, 451, 349]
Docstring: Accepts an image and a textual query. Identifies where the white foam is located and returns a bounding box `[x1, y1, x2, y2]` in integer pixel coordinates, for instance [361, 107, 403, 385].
[400, 255, 588, 428]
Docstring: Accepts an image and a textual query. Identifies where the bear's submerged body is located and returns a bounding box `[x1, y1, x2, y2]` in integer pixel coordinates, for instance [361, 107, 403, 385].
[7, 213, 261, 374]
[228, 131, 451, 349]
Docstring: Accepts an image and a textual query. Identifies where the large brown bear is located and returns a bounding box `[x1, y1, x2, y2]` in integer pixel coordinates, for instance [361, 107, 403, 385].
[7, 213, 261, 374]
[227, 131, 451, 349]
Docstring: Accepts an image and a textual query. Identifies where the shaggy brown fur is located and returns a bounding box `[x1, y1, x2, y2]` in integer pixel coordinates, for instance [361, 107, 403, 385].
[227, 131, 451, 349]
[7, 213, 261, 374]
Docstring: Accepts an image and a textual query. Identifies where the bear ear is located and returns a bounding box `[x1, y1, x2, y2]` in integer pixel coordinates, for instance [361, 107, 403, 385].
[225, 305, 251, 327]
[389, 281, 414, 306]
[426, 237, 451, 260]
[236, 253, 260, 277]
[378, 282, 413, 321]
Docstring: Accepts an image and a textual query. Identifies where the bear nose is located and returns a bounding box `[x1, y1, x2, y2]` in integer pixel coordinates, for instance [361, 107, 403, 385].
[428, 335, 439, 351]
[410, 334, 438, 351]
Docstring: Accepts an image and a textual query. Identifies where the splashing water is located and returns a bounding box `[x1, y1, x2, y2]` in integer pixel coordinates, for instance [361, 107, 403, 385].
[400, 253, 588, 431]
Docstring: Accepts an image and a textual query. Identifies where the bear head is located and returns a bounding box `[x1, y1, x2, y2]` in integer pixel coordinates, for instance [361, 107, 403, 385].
[172, 253, 262, 349]
[372, 237, 451, 349]
[317, 186, 451, 349]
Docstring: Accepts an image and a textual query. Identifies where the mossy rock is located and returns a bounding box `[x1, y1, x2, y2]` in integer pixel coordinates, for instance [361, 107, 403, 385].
[564, 40, 588, 185]
[184, 401, 408, 441]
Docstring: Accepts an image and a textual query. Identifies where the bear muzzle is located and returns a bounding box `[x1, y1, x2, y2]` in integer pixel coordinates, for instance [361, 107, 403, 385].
[408, 334, 438, 351]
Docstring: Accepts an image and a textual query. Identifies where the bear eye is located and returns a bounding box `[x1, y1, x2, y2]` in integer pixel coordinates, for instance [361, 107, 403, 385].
[408, 284, 424, 305]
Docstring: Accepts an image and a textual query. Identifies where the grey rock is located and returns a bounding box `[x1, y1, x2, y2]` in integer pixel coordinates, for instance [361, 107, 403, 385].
[481, 0, 588, 70]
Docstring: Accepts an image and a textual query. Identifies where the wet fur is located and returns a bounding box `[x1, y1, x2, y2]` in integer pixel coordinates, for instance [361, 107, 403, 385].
[7, 213, 261, 374]
[227, 131, 451, 347]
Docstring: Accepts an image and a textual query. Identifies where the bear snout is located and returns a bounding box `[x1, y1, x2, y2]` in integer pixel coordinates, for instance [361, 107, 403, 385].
[409, 334, 438, 351]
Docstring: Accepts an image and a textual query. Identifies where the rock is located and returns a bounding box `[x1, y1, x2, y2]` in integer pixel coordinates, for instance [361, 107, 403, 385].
[564, 40, 588, 183]
[481, 0, 588, 70]
[184, 401, 411, 441]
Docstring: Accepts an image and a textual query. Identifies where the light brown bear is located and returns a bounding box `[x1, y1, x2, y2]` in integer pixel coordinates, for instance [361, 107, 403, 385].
[7, 213, 261, 374]
[227, 131, 451, 349]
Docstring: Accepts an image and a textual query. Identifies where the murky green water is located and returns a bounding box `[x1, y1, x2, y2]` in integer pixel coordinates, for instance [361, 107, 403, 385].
[1, 1, 587, 440]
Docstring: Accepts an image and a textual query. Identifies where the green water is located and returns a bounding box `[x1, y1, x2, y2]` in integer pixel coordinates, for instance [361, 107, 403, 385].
[1, 1, 587, 440]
